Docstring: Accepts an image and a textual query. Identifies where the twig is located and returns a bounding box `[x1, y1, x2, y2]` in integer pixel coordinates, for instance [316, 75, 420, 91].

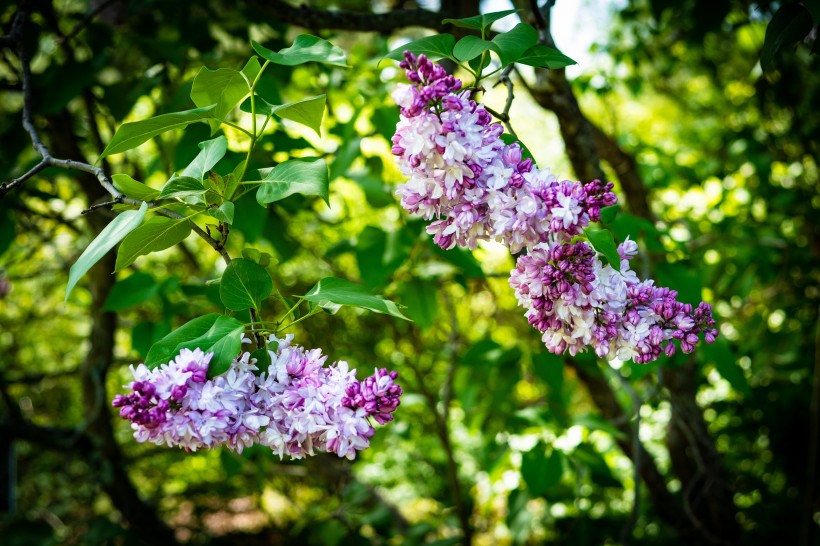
[61, 0, 119, 44]
[492, 64, 518, 137]
[240, 0, 445, 32]
[81, 199, 122, 215]
[1, 6, 232, 268]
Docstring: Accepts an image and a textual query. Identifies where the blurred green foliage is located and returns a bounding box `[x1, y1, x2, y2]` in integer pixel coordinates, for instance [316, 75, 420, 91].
[1, 0, 818, 545]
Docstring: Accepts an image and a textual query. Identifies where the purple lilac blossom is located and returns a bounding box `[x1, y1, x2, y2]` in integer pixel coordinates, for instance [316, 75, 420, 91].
[391, 52, 717, 363]
[508, 237, 719, 362]
[112, 336, 402, 459]
[392, 52, 617, 253]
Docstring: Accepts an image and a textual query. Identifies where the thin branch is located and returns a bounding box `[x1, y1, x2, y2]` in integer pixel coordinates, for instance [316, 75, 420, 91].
[491, 64, 518, 137]
[1, 6, 231, 268]
[61, 0, 119, 44]
[241, 0, 446, 33]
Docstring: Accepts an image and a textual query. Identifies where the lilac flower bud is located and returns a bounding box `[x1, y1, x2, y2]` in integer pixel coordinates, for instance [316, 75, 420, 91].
[171, 384, 187, 401]
[502, 145, 522, 165]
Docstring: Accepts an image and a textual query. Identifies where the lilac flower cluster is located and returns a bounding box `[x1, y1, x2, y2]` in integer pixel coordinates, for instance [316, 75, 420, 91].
[391, 52, 717, 363]
[112, 336, 402, 459]
[391, 52, 616, 253]
[509, 237, 718, 363]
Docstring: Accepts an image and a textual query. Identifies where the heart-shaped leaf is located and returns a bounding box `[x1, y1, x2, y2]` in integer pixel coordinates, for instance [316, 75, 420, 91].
[384, 34, 456, 62]
[145, 313, 245, 376]
[241, 95, 326, 135]
[490, 23, 538, 66]
[516, 44, 577, 69]
[453, 35, 494, 62]
[219, 258, 272, 312]
[442, 9, 519, 32]
[252, 35, 347, 67]
[190, 68, 251, 123]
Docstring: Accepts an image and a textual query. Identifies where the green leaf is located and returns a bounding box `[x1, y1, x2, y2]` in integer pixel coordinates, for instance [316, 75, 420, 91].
[241, 56, 262, 83]
[397, 279, 438, 329]
[219, 258, 272, 312]
[521, 443, 563, 496]
[251, 35, 347, 67]
[243, 95, 326, 135]
[145, 313, 244, 376]
[517, 44, 577, 69]
[100, 106, 216, 159]
[760, 4, 814, 71]
[453, 35, 494, 62]
[225, 161, 244, 199]
[190, 67, 250, 122]
[272, 95, 326, 135]
[442, 9, 519, 32]
[468, 51, 492, 74]
[112, 174, 160, 201]
[254, 157, 329, 206]
[115, 216, 192, 271]
[207, 202, 234, 224]
[181, 136, 228, 180]
[65, 202, 147, 301]
[103, 272, 160, 311]
[300, 277, 410, 320]
[383, 34, 456, 62]
[490, 23, 538, 66]
[158, 176, 207, 200]
[600, 204, 619, 224]
[584, 228, 621, 272]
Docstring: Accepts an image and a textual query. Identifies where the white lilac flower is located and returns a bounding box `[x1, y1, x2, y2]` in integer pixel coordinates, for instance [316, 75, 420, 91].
[113, 335, 403, 459]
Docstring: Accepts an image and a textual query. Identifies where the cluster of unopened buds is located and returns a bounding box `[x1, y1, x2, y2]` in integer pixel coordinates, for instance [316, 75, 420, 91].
[112, 335, 402, 459]
[392, 52, 717, 363]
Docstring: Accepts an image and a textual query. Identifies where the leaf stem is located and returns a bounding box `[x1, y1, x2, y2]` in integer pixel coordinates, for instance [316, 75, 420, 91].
[237, 60, 272, 184]
[276, 299, 303, 325]
[276, 308, 320, 333]
[220, 119, 254, 139]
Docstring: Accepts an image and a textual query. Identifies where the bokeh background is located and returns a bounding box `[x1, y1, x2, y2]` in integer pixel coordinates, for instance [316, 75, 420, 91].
[1, 0, 818, 545]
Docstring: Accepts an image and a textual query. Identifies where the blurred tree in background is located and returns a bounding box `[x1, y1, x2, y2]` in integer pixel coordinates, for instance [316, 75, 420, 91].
[0, 0, 818, 545]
